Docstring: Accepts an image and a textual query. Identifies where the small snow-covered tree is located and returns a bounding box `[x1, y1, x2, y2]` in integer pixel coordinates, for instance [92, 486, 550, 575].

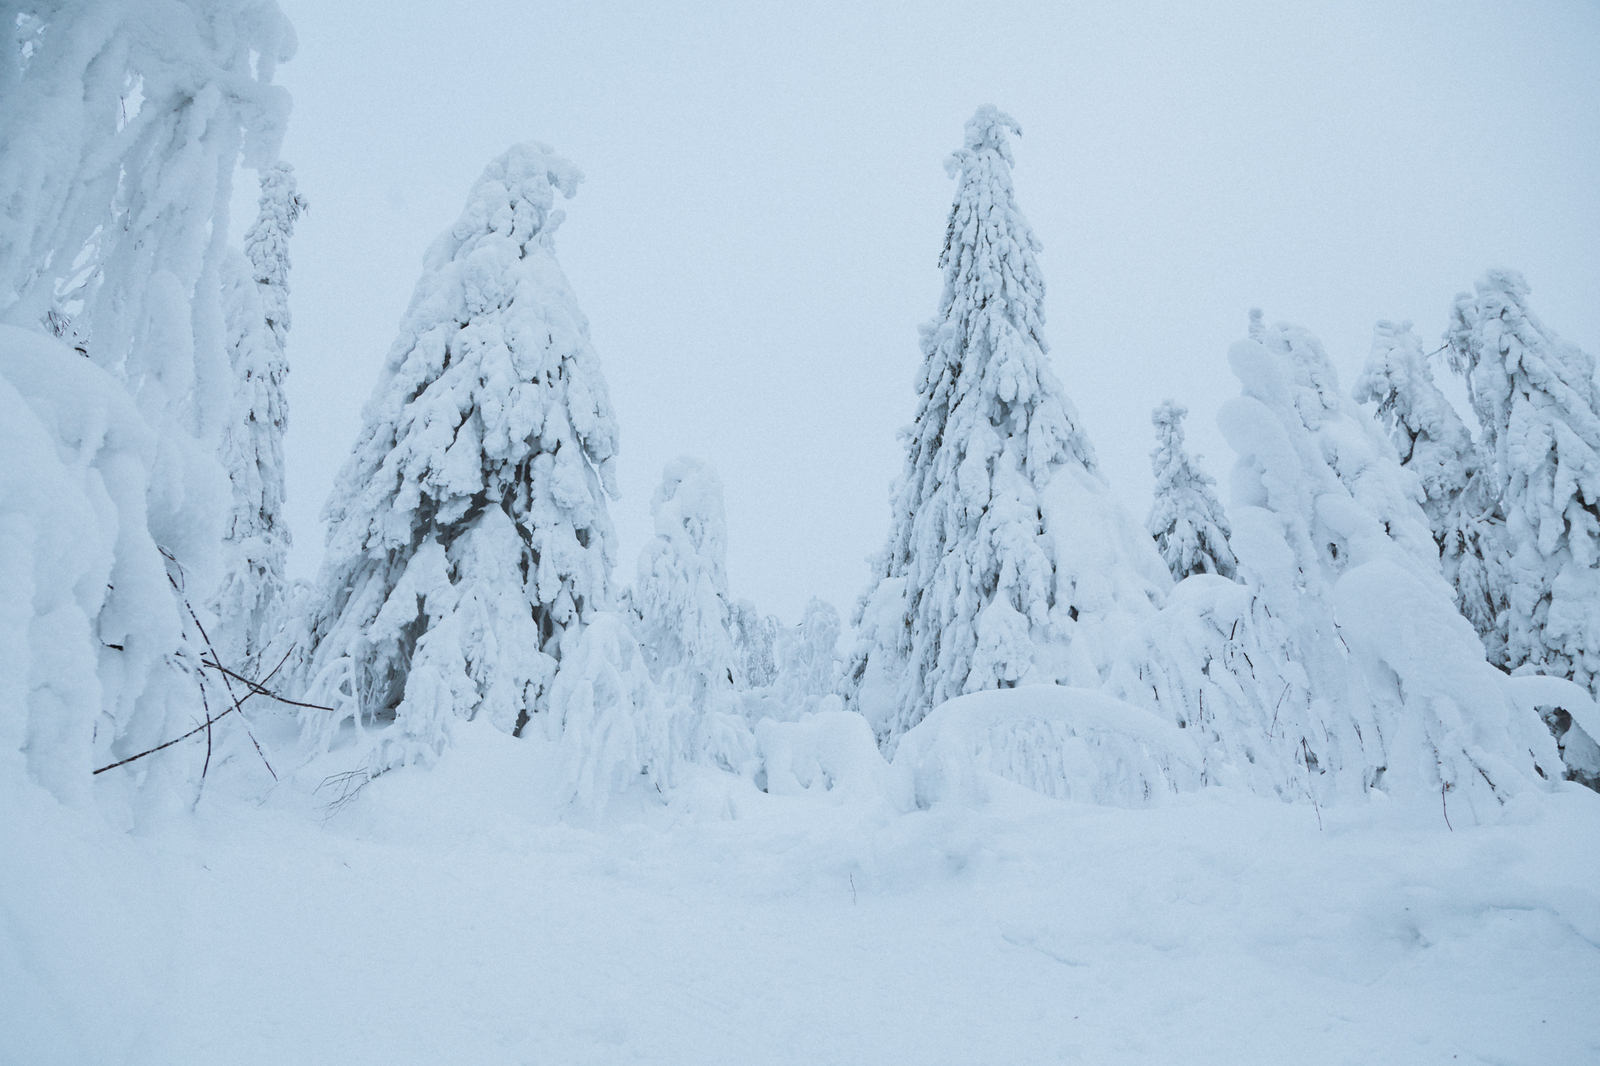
[635, 458, 757, 771]
[774, 598, 842, 714]
[301, 142, 620, 769]
[1147, 401, 1237, 582]
[1110, 315, 1559, 806]
[848, 105, 1166, 747]
[1352, 319, 1503, 655]
[731, 600, 779, 689]
[210, 164, 305, 678]
[1446, 270, 1600, 701]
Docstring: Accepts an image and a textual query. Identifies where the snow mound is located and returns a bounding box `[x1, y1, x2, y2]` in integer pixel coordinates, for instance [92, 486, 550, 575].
[893, 686, 1203, 809]
[754, 704, 890, 800]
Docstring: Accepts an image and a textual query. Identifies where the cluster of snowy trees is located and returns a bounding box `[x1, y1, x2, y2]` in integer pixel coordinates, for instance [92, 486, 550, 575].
[3, 3, 1597, 822]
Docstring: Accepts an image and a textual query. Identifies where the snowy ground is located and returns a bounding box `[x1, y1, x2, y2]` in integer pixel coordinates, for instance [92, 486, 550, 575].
[5, 721, 1599, 1066]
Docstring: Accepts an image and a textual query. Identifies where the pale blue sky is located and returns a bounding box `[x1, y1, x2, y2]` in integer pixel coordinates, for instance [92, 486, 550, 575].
[263, 0, 1600, 623]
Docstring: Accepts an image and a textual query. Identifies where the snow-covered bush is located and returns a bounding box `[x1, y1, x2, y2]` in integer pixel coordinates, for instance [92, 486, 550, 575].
[210, 164, 304, 679]
[300, 142, 619, 769]
[892, 687, 1202, 810]
[1110, 316, 1561, 808]
[848, 105, 1165, 749]
[753, 711, 890, 801]
[1147, 400, 1237, 582]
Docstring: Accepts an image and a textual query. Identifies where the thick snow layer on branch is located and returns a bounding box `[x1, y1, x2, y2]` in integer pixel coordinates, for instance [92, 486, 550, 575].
[0, 326, 228, 810]
[892, 686, 1202, 809]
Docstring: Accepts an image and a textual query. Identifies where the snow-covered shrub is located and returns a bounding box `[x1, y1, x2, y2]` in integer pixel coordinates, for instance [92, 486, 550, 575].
[1147, 400, 1237, 582]
[892, 687, 1202, 810]
[209, 164, 304, 679]
[300, 142, 619, 768]
[848, 105, 1166, 749]
[1110, 316, 1561, 808]
[1446, 271, 1600, 715]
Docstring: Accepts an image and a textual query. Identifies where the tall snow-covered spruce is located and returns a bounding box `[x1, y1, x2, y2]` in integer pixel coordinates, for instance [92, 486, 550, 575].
[210, 163, 305, 679]
[848, 106, 1166, 748]
[1146, 401, 1237, 582]
[301, 143, 620, 769]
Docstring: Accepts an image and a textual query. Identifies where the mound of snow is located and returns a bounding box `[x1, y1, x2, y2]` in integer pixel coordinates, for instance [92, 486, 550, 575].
[893, 685, 1203, 809]
[754, 703, 890, 801]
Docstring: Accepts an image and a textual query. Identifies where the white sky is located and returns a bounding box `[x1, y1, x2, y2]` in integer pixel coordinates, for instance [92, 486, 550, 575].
[264, 0, 1600, 625]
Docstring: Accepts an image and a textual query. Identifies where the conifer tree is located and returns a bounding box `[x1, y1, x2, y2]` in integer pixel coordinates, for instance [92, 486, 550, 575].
[301, 143, 619, 767]
[1146, 401, 1237, 582]
[848, 105, 1164, 746]
[1445, 270, 1600, 750]
[1352, 319, 1503, 657]
[211, 164, 305, 677]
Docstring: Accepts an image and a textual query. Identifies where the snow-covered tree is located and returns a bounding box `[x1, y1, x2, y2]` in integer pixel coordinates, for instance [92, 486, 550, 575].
[634, 458, 760, 771]
[848, 105, 1166, 747]
[1351, 319, 1503, 656]
[1146, 401, 1237, 582]
[0, 0, 293, 806]
[1110, 315, 1560, 807]
[210, 164, 305, 679]
[300, 142, 620, 769]
[773, 598, 842, 714]
[731, 600, 779, 689]
[1445, 270, 1600, 700]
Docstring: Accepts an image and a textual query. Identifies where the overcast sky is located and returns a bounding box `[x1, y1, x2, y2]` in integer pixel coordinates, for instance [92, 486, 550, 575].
[262, 0, 1600, 625]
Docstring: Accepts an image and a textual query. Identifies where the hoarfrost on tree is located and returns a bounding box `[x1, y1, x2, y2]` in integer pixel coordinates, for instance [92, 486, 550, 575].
[299, 142, 619, 771]
[847, 104, 1166, 750]
[1446, 269, 1600, 784]
[1146, 400, 1237, 582]
[1109, 314, 1560, 807]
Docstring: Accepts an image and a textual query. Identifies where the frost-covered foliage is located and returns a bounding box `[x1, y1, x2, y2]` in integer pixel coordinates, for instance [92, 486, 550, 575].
[1352, 319, 1502, 654]
[1147, 400, 1236, 582]
[635, 458, 757, 771]
[209, 164, 304, 678]
[893, 687, 1202, 809]
[1446, 270, 1600, 707]
[848, 105, 1165, 748]
[300, 142, 619, 769]
[1109, 316, 1560, 807]
[0, 0, 293, 808]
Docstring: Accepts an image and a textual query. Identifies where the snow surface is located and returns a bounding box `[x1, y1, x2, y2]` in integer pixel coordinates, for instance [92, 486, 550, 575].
[5, 718, 1597, 1065]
